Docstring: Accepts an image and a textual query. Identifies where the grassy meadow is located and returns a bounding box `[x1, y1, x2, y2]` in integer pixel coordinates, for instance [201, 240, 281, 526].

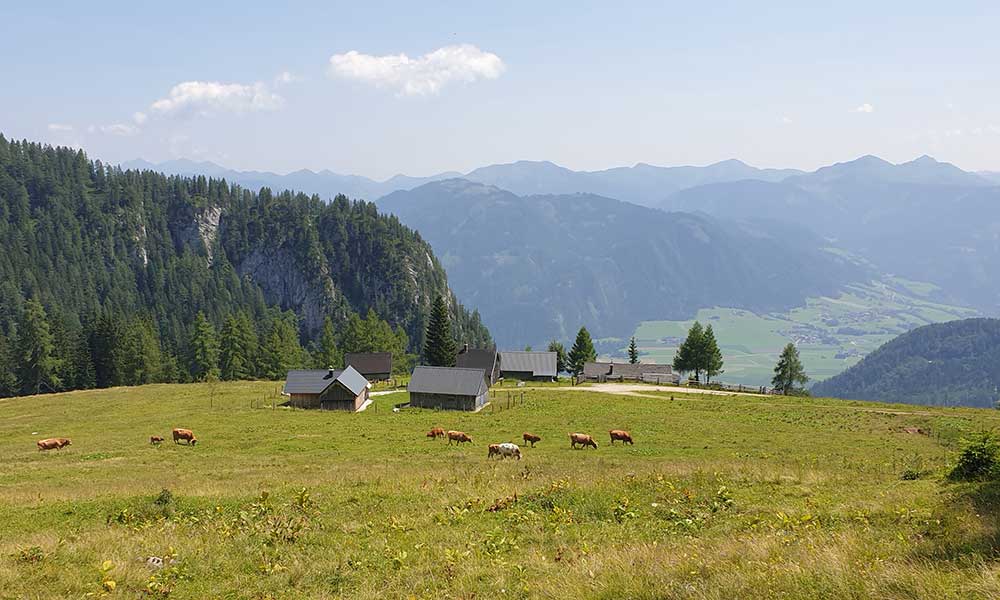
[2, 382, 1000, 598]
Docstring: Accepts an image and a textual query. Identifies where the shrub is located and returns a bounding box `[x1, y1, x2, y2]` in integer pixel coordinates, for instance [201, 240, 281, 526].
[949, 431, 999, 481]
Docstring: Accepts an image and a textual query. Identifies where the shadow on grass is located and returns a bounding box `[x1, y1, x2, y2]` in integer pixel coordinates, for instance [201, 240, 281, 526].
[915, 480, 1000, 562]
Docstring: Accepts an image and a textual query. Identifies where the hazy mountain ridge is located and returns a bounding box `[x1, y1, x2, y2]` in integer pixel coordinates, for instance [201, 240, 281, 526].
[376, 179, 867, 347]
[121, 157, 805, 207]
[662, 155, 1000, 314]
[813, 318, 1000, 407]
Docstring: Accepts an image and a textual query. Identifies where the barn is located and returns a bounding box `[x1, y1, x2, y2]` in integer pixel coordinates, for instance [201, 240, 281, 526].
[581, 361, 677, 383]
[283, 366, 371, 411]
[344, 352, 393, 381]
[499, 351, 558, 381]
[408, 366, 489, 411]
[456, 345, 501, 386]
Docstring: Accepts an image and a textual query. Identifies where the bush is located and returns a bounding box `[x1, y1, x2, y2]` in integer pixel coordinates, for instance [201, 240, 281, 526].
[949, 431, 999, 481]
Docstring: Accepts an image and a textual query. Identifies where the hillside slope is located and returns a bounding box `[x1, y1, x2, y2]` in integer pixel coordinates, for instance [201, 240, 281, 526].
[813, 318, 1000, 407]
[662, 156, 1000, 313]
[378, 179, 866, 346]
[0, 136, 490, 393]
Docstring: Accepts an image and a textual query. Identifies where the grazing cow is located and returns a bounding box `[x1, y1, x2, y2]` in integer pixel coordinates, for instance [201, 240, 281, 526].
[498, 442, 522, 460]
[427, 427, 446, 440]
[569, 433, 598, 449]
[522, 432, 541, 447]
[447, 430, 472, 445]
[609, 430, 634, 445]
[150, 436, 164, 445]
[487, 443, 501, 459]
[172, 428, 197, 445]
[37, 438, 71, 451]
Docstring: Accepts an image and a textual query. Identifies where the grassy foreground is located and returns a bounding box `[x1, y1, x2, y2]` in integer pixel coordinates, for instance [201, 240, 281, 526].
[2, 383, 1000, 599]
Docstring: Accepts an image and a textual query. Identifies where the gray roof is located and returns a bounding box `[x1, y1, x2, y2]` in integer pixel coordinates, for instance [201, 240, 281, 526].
[583, 362, 613, 378]
[345, 352, 392, 375]
[283, 365, 369, 396]
[408, 366, 487, 397]
[456, 347, 499, 374]
[500, 351, 558, 377]
[610, 363, 672, 379]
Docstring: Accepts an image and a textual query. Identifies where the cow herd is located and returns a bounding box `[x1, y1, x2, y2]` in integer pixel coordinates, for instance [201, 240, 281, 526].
[425, 428, 634, 460]
[35, 428, 197, 452]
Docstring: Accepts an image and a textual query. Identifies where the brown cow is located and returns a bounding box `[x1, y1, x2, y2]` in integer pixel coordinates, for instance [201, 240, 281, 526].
[427, 427, 446, 440]
[569, 433, 598, 449]
[487, 443, 501, 459]
[447, 430, 472, 445]
[172, 428, 197, 445]
[609, 430, 634, 445]
[522, 432, 541, 447]
[37, 438, 71, 451]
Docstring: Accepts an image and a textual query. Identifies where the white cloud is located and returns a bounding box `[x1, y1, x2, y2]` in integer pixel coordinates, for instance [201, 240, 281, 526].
[328, 43, 505, 96]
[150, 80, 284, 116]
[854, 103, 874, 113]
[781, 116, 793, 124]
[47, 123, 74, 132]
[94, 123, 140, 136]
[274, 71, 300, 85]
[132, 111, 148, 125]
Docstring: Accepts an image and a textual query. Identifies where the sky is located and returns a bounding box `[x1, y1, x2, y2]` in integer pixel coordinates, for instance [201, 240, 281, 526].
[2, 0, 999, 179]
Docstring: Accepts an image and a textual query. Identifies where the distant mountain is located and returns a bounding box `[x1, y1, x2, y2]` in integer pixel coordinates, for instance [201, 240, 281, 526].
[121, 157, 802, 207]
[377, 179, 867, 347]
[661, 155, 1000, 313]
[813, 318, 1000, 407]
[979, 171, 1000, 184]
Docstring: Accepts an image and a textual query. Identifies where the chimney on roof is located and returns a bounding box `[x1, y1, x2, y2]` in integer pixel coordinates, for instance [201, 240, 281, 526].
[462, 343, 469, 353]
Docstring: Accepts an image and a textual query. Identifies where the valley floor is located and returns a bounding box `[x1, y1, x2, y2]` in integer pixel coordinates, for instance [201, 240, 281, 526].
[1, 382, 999, 599]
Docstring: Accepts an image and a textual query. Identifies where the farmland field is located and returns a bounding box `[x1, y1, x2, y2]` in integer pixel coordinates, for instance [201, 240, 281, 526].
[2, 381, 1000, 598]
[632, 279, 978, 387]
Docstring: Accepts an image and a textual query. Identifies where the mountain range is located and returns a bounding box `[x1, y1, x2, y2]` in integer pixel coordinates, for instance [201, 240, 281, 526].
[121, 157, 804, 207]
[377, 179, 865, 346]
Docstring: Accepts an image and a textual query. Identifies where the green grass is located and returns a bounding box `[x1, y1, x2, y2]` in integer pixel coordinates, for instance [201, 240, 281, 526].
[634, 279, 979, 386]
[2, 381, 1000, 598]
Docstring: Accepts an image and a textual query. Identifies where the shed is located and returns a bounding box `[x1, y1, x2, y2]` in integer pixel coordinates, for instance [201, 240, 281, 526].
[344, 352, 393, 381]
[408, 366, 489, 411]
[499, 351, 558, 380]
[455, 345, 501, 386]
[283, 366, 370, 411]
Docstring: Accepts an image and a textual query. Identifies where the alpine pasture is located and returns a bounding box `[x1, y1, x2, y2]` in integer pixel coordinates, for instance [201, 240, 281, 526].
[2, 382, 999, 599]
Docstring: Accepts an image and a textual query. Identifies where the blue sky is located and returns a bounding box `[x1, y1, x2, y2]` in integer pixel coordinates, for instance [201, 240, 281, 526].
[3, 1, 999, 178]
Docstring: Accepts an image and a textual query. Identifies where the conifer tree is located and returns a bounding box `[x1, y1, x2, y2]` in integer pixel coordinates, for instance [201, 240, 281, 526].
[190, 311, 221, 381]
[548, 340, 568, 374]
[15, 299, 63, 395]
[673, 321, 705, 382]
[220, 312, 258, 380]
[0, 333, 18, 397]
[423, 295, 456, 367]
[772, 342, 809, 395]
[703, 325, 725, 383]
[568, 326, 597, 376]
[261, 313, 304, 380]
[90, 314, 125, 388]
[311, 316, 342, 370]
[628, 336, 639, 364]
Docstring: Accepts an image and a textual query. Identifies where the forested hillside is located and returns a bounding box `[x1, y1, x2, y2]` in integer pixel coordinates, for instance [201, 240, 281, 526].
[378, 179, 866, 346]
[813, 318, 1000, 407]
[0, 136, 490, 397]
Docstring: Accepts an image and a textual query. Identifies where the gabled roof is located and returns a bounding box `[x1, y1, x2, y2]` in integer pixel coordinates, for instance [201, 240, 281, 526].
[283, 365, 369, 396]
[583, 362, 613, 378]
[456, 348, 499, 374]
[500, 351, 558, 377]
[408, 366, 487, 397]
[345, 352, 393, 375]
